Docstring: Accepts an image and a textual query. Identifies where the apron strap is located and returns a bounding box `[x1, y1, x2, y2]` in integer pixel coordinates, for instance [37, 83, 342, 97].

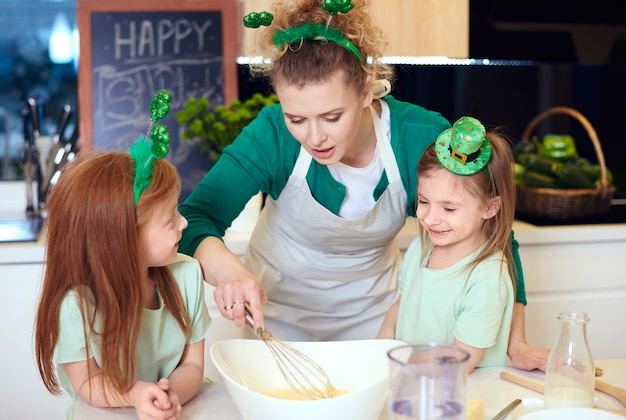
[369, 105, 401, 183]
[293, 146, 312, 177]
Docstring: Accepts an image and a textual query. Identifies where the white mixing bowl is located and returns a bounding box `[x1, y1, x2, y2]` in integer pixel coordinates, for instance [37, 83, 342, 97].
[210, 338, 405, 420]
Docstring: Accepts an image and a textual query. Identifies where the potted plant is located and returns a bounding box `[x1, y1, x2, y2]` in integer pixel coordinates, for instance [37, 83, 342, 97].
[175, 92, 279, 232]
[176, 92, 279, 162]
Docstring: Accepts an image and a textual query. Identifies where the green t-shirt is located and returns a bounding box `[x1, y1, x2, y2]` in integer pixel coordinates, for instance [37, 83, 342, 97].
[53, 254, 211, 403]
[397, 238, 514, 367]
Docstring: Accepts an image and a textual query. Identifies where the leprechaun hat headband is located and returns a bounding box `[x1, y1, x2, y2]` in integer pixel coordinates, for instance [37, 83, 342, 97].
[434, 116, 492, 176]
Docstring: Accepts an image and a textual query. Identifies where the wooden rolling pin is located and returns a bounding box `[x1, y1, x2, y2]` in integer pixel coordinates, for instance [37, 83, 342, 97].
[499, 371, 626, 415]
[596, 378, 626, 407]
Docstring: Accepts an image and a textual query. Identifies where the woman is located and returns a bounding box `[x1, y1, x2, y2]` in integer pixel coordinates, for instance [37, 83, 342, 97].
[179, 0, 547, 369]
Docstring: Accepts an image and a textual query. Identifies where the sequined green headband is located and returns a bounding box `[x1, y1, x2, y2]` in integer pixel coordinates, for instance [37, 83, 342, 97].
[243, 0, 364, 64]
[129, 89, 172, 206]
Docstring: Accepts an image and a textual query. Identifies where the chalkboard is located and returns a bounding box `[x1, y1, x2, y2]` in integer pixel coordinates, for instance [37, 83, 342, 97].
[77, 0, 238, 200]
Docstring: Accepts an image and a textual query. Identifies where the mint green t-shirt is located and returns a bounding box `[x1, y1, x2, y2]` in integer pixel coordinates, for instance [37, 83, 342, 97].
[396, 238, 514, 368]
[53, 253, 211, 403]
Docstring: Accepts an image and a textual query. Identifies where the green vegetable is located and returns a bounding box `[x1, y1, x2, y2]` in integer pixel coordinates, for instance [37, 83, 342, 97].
[513, 140, 537, 159]
[522, 170, 566, 188]
[541, 134, 578, 160]
[515, 135, 614, 189]
[553, 163, 595, 188]
[515, 153, 530, 166]
[590, 167, 613, 187]
[513, 162, 525, 185]
[568, 157, 613, 186]
[522, 154, 561, 177]
[176, 93, 279, 162]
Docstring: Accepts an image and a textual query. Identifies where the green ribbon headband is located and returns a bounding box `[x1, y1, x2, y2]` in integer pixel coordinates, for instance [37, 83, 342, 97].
[243, 0, 364, 64]
[274, 23, 364, 64]
[129, 89, 172, 206]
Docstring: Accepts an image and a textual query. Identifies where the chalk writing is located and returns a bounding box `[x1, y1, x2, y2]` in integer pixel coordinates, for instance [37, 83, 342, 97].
[113, 18, 213, 59]
[90, 11, 225, 200]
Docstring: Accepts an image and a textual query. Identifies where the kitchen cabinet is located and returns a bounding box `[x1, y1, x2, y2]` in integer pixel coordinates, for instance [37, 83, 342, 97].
[0, 262, 70, 419]
[238, 0, 469, 57]
[513, 221, 626, 359]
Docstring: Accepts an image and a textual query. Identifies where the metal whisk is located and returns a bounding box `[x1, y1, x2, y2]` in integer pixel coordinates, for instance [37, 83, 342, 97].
[244, 305, 333, 400]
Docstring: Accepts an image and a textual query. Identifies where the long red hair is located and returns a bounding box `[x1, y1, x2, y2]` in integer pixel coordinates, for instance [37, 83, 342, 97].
[35, 150, 192, 398]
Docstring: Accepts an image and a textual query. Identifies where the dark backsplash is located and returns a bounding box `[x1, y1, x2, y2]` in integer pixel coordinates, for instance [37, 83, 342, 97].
[238, 63, 626, 199]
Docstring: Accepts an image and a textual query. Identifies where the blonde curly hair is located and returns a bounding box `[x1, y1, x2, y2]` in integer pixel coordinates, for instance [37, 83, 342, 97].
[248, 0, 393, 93]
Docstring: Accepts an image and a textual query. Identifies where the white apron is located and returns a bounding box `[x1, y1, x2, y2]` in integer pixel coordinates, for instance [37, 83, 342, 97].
[244, 106, 408, 340]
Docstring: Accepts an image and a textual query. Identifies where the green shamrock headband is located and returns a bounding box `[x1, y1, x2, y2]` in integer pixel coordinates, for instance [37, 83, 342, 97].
[243, 0, 364, 64]
[129, 89, 172, 206]
[434, 116, 493, 176]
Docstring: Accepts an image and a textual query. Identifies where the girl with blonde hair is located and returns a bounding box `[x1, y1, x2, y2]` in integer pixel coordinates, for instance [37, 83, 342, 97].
[377, 117, 517, 371]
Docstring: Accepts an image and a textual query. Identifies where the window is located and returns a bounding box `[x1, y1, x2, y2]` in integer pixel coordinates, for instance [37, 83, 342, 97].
[0, 0, 77, 181]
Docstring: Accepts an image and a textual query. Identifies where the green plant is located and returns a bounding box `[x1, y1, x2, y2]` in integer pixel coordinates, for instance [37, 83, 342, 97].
[176, 93, 279, 162]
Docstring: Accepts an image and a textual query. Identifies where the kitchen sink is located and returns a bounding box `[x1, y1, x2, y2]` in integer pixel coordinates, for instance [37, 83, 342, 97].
[0, 217, 43, 243]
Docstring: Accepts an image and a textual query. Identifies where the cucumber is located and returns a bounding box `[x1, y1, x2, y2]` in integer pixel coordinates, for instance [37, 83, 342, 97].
[522, 170, 566, 188]
[513, 140, 537, 158]
[513, 162, 525, 185]
[515, 153, 531, 166]
[523, 154, 562, 177]
[553, 163, 595, 188]
[591, 167, 614, 186]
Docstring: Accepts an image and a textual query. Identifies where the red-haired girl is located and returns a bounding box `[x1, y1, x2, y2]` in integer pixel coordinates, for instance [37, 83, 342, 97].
[35, 91, 210, 419]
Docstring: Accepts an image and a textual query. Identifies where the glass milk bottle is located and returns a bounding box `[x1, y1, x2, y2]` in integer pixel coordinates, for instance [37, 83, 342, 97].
[544, 310, 594, 409]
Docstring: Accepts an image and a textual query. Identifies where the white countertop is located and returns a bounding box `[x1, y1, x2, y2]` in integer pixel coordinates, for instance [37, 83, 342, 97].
[2, 177, 626, 264]
[71, 358, 626, 419]
[3, 214, 626, 265]
[0, 218, 46, 264]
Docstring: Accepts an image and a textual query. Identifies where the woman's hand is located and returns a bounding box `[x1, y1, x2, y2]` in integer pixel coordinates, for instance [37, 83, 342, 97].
[213, 266, 267, 331]
[194, 236, 267, 331]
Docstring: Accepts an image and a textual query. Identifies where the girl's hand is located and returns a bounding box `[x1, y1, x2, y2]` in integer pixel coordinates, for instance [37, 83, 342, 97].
[508, 341, 549, 372]
[155, 378, 182, 419]
[131, 380, 180, 420]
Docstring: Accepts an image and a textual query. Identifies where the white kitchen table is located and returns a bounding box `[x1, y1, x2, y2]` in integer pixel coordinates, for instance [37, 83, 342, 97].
[72, 359, 626, 419]
[470, 359, 626, 418]
[72, 381, 242, 420]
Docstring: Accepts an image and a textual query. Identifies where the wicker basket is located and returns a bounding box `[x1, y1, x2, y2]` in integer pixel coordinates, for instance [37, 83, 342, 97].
[516, 106, 615, 220]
